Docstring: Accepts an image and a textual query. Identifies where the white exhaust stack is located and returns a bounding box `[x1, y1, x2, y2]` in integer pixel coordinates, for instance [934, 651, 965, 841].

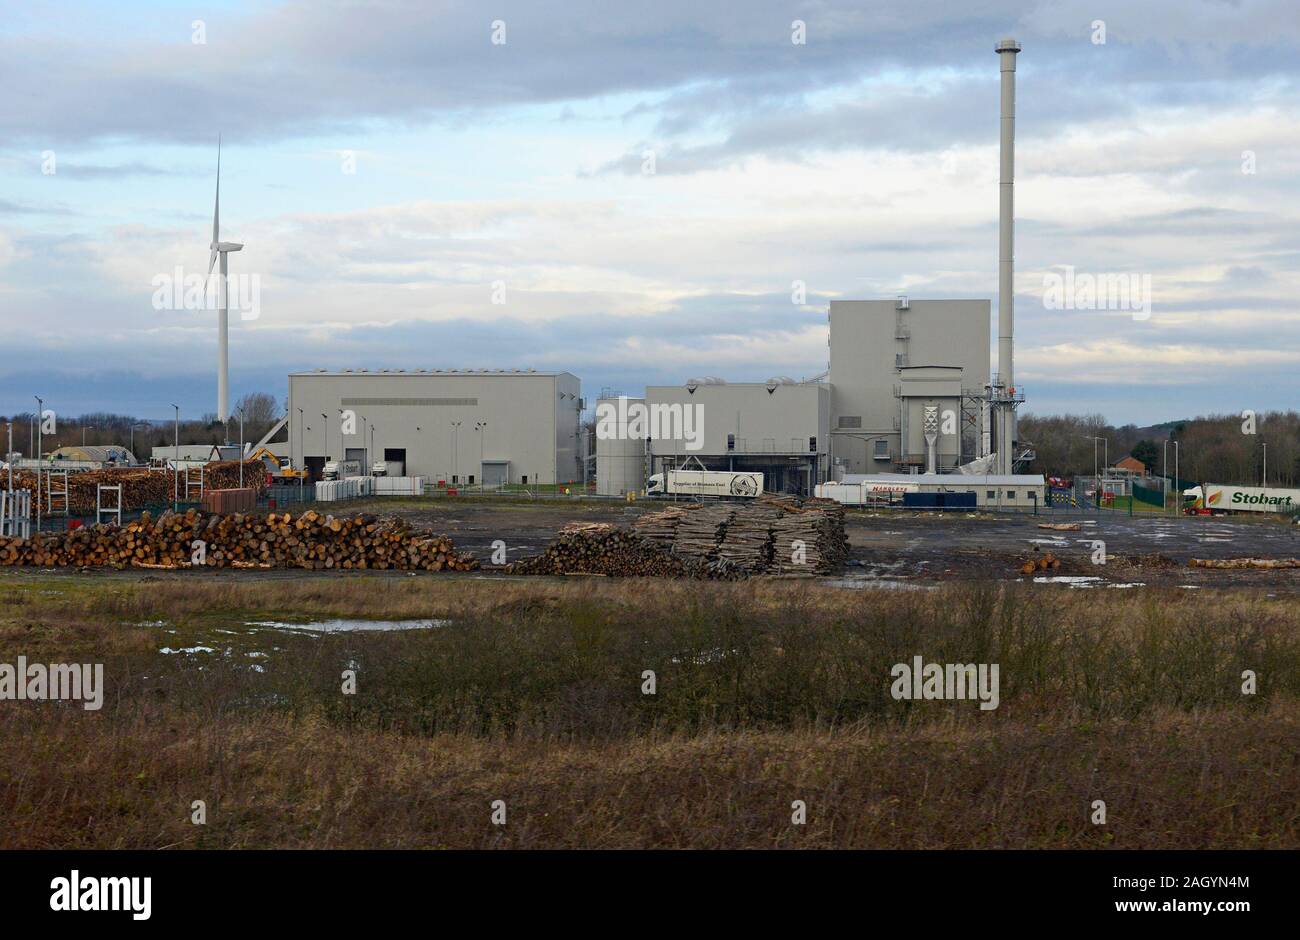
[994, 37, 1020, 475]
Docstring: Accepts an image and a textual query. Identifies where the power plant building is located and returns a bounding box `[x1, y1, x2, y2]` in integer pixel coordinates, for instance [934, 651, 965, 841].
[287, 369, 582, 485]
[593, 380, 830, 496]
[828, 298, 991, 476]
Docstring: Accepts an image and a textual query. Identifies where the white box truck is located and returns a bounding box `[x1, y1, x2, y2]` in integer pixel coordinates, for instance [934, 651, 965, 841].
[322, 459, 363, 481]
[647, 470, 763, 498]
[1183, 483, 1300, 514]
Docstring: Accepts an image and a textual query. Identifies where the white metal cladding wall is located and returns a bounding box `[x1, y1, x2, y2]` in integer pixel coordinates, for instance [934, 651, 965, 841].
[287, 372, 579, 484]
[829, 299, 990, 474]
[594, 397, 647, 496]
[643, 384, 829, 457]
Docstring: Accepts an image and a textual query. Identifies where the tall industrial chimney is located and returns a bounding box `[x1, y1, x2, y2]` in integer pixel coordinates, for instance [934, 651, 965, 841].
[994, 37, 1020, 475]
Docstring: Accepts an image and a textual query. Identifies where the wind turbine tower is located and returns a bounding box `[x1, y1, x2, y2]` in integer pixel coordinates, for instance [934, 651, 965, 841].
[206, 138, 243, 424]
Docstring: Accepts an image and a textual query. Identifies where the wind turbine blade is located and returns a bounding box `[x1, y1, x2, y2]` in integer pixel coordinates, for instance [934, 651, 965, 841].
[212, 136, 221, 246]
[205, 247, 218, 288]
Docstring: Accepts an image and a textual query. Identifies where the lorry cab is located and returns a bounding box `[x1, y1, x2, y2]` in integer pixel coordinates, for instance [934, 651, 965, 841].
[646, 473, 665, 495]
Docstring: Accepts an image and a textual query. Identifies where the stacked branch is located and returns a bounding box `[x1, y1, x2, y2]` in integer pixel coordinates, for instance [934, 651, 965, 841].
[0, 508, 476, 572]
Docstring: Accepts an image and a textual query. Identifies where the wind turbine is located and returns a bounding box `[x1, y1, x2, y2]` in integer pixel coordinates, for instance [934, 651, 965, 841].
[206, 137, 243, 424]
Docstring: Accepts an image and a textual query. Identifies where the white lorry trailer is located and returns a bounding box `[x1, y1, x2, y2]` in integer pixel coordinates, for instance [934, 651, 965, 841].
[1183, 483, 1300, 514]
[646, 470, 763, 498]
[322, 459, 363, 481]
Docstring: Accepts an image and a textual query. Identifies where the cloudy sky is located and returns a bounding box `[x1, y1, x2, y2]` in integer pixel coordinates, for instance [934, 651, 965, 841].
[1, 0, 1296, 423]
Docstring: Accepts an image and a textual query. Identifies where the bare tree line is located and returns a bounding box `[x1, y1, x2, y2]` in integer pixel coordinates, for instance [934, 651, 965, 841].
[2, 393, 282, 457]
[1020, 411, 1300, 488]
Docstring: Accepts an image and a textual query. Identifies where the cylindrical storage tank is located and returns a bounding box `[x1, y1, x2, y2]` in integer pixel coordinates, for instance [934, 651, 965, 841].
[595, 397, 647, 496]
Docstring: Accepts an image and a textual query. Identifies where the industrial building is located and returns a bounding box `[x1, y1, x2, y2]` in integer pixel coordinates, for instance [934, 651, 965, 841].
[287, 369, 582, 485]
[591, 296, 997, 497]
[594, 379, 830, 497]
[827, 298, 991, 476]
[273, 38, 1035, 505]
[591, 40, 1036, 499]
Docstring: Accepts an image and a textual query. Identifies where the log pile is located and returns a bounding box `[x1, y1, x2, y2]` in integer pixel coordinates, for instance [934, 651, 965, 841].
[1017, 551, 1063, 576]
[1188, 557, 1300, 570]
[10, 460, 267, 517]
[503, 529, 730, 579]
[672, 504, 735, 557]
[768, 500, 851, 575]
[514, 496, 851, 578]
[715, 504, 784, 572]
[631, 507, 690, 548]
[0, 508, 476, 572]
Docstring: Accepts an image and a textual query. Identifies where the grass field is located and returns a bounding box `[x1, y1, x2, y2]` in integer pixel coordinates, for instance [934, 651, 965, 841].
[1, 575, 1297, 848]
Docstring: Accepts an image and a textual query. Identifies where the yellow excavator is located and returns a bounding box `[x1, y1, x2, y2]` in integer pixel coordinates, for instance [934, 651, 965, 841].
[249, 446, 308, 482]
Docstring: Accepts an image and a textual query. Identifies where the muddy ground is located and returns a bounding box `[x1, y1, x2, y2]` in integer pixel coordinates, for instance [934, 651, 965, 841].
[3, 498, 1297, 591]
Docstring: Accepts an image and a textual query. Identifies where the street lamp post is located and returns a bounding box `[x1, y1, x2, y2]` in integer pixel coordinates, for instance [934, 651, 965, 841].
[1174, 441, 1180, 510]
[237, 407, 245, 489]
[171, 404, 180, 508]
[321, 414, 329, 461]
[34, 395, 43, 532]
[1262, 442, 1268, 488]
[297, 408, 304, 470]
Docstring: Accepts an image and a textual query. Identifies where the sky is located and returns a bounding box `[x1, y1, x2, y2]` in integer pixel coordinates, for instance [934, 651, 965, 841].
[0, 0, 1297, 424]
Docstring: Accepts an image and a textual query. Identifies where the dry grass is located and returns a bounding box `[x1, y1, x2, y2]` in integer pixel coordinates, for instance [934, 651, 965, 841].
[1, 575, 1298, 848]
[2, 703, 1295, 848]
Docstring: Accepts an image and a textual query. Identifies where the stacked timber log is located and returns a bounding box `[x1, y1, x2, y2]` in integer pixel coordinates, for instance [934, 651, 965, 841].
[1188, 557, 1300, 570]
[631, 507, 690, 548]
[768, 499, 851, 575]
[715, 504, 784, 573]
[514, 495, 851, 578]
[0, 508, 476, 572]
[503, 528, 732, 579]
[672, 504, 735, 558]
[11, 459, 267, 517]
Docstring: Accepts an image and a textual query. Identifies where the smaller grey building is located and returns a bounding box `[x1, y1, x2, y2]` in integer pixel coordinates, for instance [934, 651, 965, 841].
[639, 379, 831, 495]
[288, 369, 582, 485]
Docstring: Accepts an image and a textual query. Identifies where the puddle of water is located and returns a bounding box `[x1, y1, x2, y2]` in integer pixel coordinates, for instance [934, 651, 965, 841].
[159, 646, 217, 654]
[1032, 576, 1104, 587]
[824, 578, 932, 591]
[243, 618, 451, 633]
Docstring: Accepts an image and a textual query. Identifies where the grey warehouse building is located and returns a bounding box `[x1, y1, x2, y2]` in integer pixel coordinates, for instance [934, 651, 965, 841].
[288, 369, 583, 485]
[828, 298, 991, 476]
